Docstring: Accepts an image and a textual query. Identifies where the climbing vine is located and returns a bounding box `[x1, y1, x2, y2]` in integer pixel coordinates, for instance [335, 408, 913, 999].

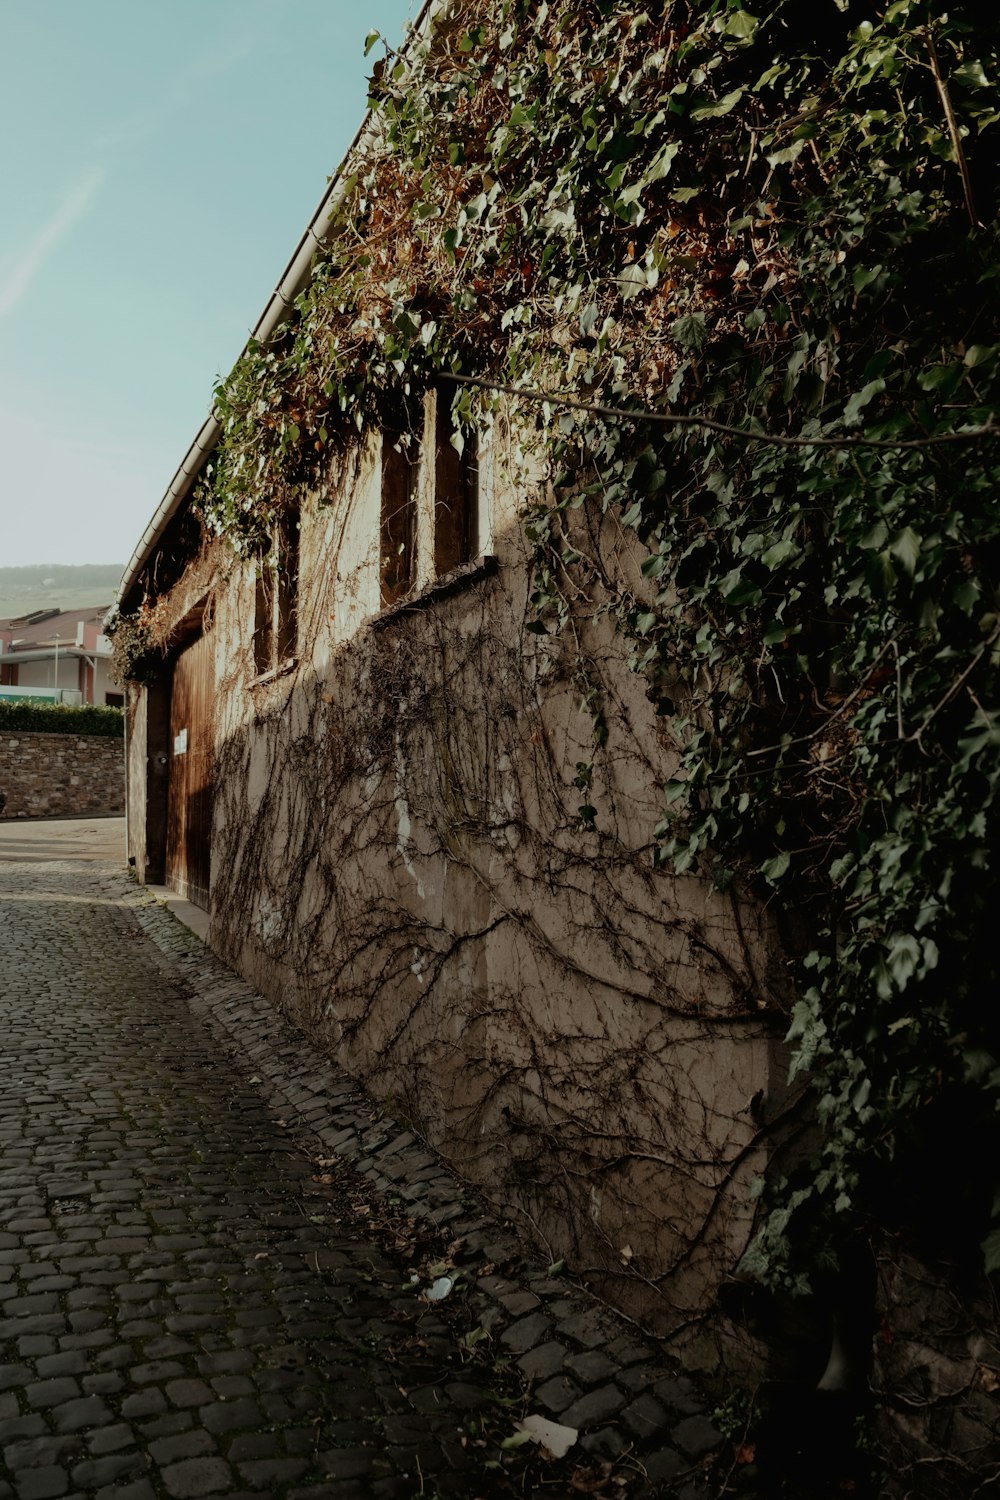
[122, 0, 1000, 1294]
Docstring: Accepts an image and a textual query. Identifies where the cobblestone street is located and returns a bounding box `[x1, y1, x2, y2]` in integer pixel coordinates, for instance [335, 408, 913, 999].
[0, 822, 722, 1499]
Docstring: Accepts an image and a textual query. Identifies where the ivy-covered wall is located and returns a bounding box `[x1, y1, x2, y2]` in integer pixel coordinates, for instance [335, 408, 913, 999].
[128, 426, 793, 1373]
[115, 1, 1000, 1487]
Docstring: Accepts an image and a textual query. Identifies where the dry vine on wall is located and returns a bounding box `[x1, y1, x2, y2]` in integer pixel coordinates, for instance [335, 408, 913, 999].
[198, 438, 796, 1368]
[111, 2, 1000, 1484]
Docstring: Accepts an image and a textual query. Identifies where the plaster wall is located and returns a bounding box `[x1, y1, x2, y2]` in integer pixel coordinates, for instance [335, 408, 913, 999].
[127, 428, 791, 1364]
[10, 654, 115, 703]
[15, 657, 81, 695]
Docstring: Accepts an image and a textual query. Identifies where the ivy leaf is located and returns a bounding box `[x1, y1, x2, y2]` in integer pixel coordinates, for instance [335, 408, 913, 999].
[618, 263, 648, 302]
[859, 520, 888, 550]
[983, 1229, 1000, 1276]
[842, 377, 885, 426]
[691, 88, 745, 120]
[886, 933, 921, 991]
[766, 139, 806, 168]
[720, 10, 760, 42]
[889, 527, 922, 576]
[761, 538, 800, 569]
[761, 851, 790, 884]
[953, 60, 990, 89]
[671, 312, 709, 351]
[646, 142, 679, 182]
[579, 303, 599, 336]
[853, 264, 884, 293]
[917, 362, 963, 395]
[722, 574, 763, 607]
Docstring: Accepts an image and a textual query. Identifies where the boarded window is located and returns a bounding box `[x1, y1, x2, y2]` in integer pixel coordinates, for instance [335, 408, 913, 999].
[275, 509, 299, 660]
[381, 433, 417, 606]
[252, 508, 299, 675]
[252, 569, 274, 676]
[434, 403, 479, 576]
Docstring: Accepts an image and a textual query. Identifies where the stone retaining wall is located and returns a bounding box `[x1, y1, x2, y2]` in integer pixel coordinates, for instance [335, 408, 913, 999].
[0, 730, 124, 819]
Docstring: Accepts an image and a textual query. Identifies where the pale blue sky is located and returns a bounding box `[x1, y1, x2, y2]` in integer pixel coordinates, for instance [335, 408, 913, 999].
[0, 0, 416, 568]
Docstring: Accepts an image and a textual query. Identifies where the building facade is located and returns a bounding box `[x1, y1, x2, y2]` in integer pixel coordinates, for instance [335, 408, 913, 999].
[0, 607, 119, 705]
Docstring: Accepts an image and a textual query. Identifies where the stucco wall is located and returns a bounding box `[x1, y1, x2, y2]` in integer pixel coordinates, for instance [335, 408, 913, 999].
[126, 422, 796, 1370]
[0, 730, 124, 819]
[8, 656, 116, 704]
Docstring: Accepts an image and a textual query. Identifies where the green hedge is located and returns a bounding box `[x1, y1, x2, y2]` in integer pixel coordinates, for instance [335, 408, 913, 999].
[0, 700, 124, 738]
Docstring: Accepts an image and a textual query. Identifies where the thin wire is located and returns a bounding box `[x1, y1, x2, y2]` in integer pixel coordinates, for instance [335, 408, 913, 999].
[437, 370, 999, 451]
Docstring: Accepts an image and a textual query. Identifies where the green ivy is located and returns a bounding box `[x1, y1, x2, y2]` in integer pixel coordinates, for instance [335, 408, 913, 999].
[127, 0, 1000, 1288]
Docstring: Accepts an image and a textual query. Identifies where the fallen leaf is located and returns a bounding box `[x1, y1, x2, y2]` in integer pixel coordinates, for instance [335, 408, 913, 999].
[501, 1429, 534, 1451]
[569, 1465, 610, 1492]
[517, 1414, 578, 1459]
[736, 1442, 756, 1464]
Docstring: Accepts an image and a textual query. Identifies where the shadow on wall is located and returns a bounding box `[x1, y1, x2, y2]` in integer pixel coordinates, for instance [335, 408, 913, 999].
[129, 516, 800, 1375]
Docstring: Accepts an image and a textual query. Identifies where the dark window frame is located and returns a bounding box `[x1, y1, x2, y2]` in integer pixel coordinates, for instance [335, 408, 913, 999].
[380, 430, 419, 607]
[252, 508, 299, 679]
[434, 398, 479, 577]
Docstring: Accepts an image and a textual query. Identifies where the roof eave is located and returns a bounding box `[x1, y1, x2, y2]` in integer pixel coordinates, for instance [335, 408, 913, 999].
[115, 0, 439, 617]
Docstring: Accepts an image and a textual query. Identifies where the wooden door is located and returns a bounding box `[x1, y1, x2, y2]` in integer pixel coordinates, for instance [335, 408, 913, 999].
[166, 629, 214, 910]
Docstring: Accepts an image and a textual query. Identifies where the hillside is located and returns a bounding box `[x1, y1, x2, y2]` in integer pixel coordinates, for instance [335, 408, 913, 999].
[0, 565, 124, 621]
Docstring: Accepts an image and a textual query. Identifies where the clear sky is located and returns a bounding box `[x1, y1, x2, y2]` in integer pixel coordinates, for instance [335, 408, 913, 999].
[0, 0, 417, 569]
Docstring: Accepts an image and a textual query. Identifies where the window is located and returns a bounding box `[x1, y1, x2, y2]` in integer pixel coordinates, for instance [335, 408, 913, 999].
[253, 509, 299, 676]
[377, 392, 487, 613]
[434, 398, 479, 576]
[380, 430, 418, 607]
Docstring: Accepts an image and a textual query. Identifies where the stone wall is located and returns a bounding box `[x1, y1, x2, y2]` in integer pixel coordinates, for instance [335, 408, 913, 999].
[0, 731, 124, 819]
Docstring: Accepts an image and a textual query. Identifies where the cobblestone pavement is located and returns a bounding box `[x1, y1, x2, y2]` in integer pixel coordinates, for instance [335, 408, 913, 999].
[0, 832, 725, 1499]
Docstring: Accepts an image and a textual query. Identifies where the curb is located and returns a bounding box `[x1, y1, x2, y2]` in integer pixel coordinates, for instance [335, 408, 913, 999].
[109, 872, 726, 1498]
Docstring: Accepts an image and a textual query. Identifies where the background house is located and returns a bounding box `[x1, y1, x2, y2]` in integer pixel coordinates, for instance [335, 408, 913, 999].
[0, 606, 120, 706]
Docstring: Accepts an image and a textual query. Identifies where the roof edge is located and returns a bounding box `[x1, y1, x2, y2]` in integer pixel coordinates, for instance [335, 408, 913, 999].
[115, 0, 439, 615]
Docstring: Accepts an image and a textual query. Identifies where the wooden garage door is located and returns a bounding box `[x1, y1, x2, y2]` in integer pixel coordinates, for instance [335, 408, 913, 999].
[166, 629, 214, 910]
